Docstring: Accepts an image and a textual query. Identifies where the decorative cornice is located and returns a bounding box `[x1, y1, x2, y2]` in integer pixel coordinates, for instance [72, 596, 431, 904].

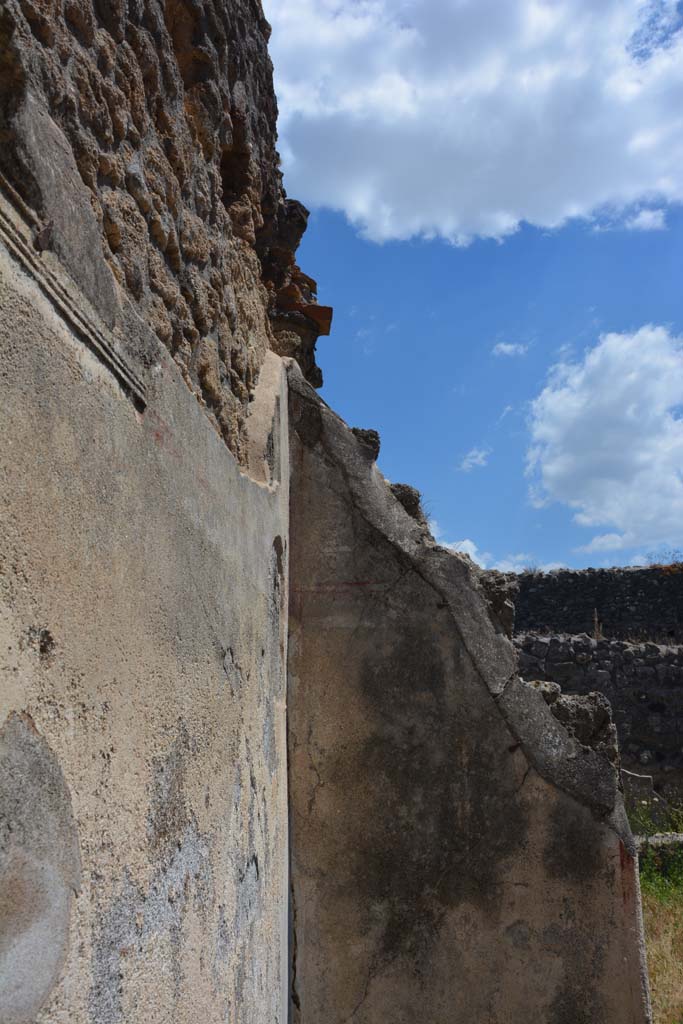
[0, 176, 147, 411]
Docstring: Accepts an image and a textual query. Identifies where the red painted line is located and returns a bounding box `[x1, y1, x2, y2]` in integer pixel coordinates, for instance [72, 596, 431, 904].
[291, 581, 396, 592]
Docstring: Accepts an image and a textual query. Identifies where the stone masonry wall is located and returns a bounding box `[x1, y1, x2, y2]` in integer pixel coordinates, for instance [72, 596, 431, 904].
[497, 565, 683, 801]
[515, 633, 683, 800]
[0, 0, 330, 461]
[509, 566, 683, 643]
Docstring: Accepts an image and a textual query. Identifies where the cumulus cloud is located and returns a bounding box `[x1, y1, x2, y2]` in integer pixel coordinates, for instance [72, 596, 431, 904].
[577, 532, 626, 553]
[429, 519, 477, 554]
[629, 553, 649, 566]
[264, 0, 683, 243]
[429, 521, 487, 560]
[624, 207, 667, 230]
[459, 446, 491, 471]
[451, 538, 487, 562]
[527, 325, 683, 551]
[488, 552, 528, 571]
[493, 342, 529, 357]
[428, 521, 557, 572]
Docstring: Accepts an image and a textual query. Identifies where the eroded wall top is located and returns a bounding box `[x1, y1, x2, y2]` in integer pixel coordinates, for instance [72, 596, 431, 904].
[0, 0, 330, 459]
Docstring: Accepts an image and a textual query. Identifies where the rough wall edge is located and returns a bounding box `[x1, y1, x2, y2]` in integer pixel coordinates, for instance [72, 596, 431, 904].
[286, 361, 633, 845]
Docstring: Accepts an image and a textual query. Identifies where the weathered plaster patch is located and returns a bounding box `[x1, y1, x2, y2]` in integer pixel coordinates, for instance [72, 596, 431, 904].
[89, 824, 212, 1024]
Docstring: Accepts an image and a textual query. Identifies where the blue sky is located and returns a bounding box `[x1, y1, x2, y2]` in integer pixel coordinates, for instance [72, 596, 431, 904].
[263, 0, 683, 570]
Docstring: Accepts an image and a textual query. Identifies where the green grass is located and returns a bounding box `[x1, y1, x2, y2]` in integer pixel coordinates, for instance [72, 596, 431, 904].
[641, 847, 683, 900]
[641, 846, 683, 1023]
[629, 803, 683, 838]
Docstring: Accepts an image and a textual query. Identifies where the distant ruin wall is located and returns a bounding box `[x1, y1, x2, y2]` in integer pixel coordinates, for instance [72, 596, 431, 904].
[515, 634, 683, 798]
[497, 566, 683, 800]
[508, 566, 683, 643]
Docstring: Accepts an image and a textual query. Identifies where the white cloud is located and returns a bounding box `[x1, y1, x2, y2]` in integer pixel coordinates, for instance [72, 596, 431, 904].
[624, 207, 667, 230]
[629, 553, 648, 566]
[491, 552, 533, 572]
[429, 520, 561, 572]
[576, 532, 626, 553]
[458, 446, 491, 472]
[527, 324, 683, 551]
[264, 0, 683, 243]
[451, 538, 486, 562]
[493, 342, 529, 357]
[429, 521, 490, 563]
[489, 553, 566, 573]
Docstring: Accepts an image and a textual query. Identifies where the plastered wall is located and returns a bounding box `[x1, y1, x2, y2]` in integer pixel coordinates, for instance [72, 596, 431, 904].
[0, 189, 290, 1023]
[287, 366, 652, 1024]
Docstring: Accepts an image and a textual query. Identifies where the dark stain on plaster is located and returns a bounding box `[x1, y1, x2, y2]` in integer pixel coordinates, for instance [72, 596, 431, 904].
[355, 622, 529, 961]
[265, 396, 281, 482]
[543, 800, 606, 884]
[291, 392, 323, 449]
[505, 919, 532, 950]
[148, 723, 194, 851]
[262, 697, 277, 777]
[26, 624, 57, 664]
[219, 741, 269, 1015]
[273, 535, 285, 580]
[548, 970, 607, 1024]
[90, 724, 216, 1023]
[223, 646, 246, 695]
[539, 804, 612, 1024]
[270, 535, 284, 623]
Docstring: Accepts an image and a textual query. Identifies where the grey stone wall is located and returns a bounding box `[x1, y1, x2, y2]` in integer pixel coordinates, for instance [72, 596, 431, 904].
[507, 567, 683, 643]
[515, 633, 683, 800]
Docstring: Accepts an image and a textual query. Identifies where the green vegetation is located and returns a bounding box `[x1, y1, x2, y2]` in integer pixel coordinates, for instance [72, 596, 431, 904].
[629, 802, 683, 839]
[640, 845, 683, 1024]
[641, 846, 683, 901]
